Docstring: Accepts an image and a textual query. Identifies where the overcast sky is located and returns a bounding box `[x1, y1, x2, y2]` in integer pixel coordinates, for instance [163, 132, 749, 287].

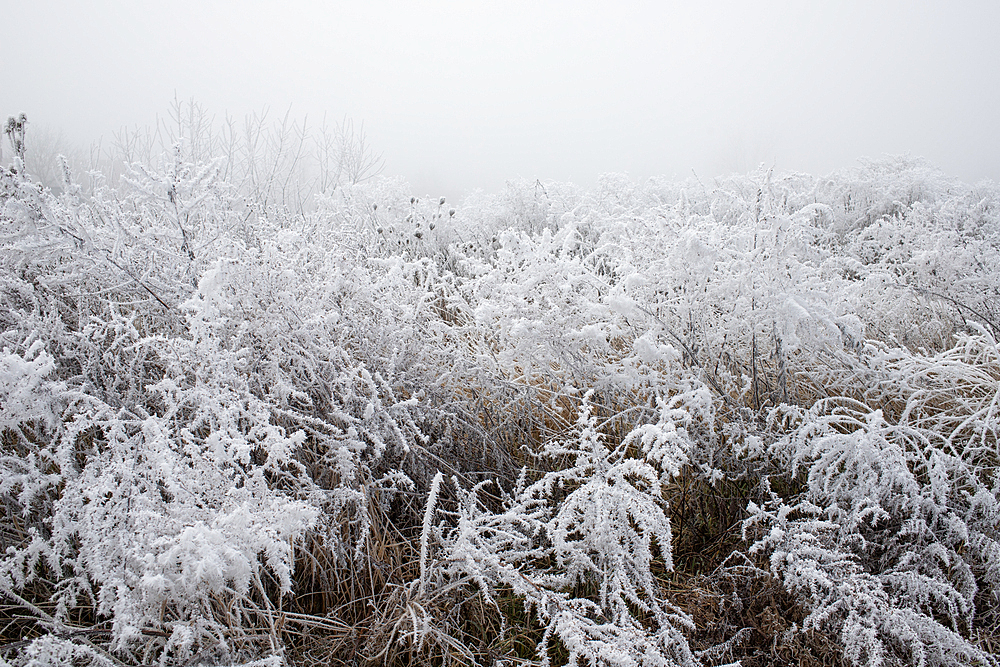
[3, 1, 999, 199]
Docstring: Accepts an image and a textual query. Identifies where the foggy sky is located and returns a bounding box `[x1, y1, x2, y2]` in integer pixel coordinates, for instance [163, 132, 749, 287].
[3, 1, 999, 200]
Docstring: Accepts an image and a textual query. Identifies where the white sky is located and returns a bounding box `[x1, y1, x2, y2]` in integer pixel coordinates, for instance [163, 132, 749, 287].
[3, 1, 999, 199]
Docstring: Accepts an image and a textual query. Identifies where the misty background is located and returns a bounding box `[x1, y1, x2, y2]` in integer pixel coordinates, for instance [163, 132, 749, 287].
[3, 0, 999, 201]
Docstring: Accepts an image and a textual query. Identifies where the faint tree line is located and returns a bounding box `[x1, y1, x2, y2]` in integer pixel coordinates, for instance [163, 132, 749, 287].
[5, 97, 384, 213]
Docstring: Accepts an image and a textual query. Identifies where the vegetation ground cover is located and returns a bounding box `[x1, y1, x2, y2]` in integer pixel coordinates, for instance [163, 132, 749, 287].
[1, 106, 998, 666]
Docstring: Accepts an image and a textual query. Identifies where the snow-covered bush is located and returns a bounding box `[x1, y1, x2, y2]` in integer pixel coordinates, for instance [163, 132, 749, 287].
[0, 144, 434, 664]
[746, 331, 1000, 667]
[394, 388, 712, 666]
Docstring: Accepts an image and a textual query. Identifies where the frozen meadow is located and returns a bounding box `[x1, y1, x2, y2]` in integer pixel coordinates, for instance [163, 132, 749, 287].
[1, 109, 999, 666]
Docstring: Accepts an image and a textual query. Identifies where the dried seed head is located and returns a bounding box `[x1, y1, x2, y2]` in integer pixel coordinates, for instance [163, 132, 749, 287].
[439, 197, 446, 206]
[410, 197, 416, 205]
[449, 209, 456, 217]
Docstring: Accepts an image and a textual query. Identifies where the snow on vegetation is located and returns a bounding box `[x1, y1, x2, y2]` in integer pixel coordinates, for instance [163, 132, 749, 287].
[1, 107, 998, 666]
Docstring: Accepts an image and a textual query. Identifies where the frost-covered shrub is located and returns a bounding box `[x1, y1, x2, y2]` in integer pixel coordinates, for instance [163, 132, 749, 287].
[0, 304, 321, 664]
[746, 332, 1000, 667]
[397, 388, 714, 666]
[0, 148, 438, 664]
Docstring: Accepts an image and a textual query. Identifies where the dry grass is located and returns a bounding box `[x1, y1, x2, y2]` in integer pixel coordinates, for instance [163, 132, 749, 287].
[666, 560, 847, 667]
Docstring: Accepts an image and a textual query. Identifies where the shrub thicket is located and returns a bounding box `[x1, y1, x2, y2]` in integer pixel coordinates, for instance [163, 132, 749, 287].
[1, 108, 998, 666]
